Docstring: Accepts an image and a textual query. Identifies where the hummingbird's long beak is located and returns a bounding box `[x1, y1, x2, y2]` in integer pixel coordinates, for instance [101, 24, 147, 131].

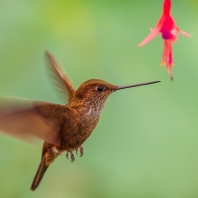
[116, 80, 160, 90]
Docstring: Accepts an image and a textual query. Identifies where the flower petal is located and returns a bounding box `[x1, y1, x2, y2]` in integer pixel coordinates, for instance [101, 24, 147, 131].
[179, 29, 192, 37]
[138, 15, 166, 47]
[138, 30, 159, 47]
[171, 28, 178, 42]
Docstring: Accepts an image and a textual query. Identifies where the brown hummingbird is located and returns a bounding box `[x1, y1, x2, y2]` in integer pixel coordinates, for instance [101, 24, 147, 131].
[0, 52, 160, 191]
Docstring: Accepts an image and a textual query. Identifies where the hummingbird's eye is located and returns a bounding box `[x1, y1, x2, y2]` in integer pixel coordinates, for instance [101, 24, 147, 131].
[97, 85, 104, 92]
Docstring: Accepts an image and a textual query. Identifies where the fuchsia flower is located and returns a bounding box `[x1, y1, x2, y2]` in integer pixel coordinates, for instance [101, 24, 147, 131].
[138, 0, 191, 80]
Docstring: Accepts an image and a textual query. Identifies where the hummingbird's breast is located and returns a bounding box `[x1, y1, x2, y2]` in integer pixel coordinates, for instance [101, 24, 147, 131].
[59, 105, 100, 150]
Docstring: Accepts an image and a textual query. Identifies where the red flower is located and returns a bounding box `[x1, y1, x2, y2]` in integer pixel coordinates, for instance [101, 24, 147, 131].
[138, 0, 191, 80]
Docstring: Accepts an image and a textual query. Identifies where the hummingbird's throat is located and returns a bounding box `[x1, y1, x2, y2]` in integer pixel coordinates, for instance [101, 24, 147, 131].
[84, 100, 106, 117]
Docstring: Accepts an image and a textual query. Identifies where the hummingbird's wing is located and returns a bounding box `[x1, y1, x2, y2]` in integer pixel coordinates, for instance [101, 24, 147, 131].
[46, 51, 75, 102]
[0, 97, 61, 144]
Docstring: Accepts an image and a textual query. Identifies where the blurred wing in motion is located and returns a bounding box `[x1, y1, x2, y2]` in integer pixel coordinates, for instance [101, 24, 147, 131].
[46, 51, 75, 102]
[0, 97, 60, 144]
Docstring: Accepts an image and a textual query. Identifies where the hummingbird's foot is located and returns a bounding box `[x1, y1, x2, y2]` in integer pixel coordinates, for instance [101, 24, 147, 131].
[79, 145, 83, 157]
[75, 145, 83, 157]
[66, 152, 69, 159]
[66, 150, 75, 162]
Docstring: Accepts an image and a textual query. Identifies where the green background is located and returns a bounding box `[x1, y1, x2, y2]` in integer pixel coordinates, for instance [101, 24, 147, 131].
[0, 0, 197, 197]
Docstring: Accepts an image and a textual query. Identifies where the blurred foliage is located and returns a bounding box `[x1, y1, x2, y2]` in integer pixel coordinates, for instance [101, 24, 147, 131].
[0, 0, 197, 197]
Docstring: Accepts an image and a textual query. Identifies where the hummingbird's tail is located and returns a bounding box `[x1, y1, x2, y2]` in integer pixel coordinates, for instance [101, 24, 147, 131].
[31, 157, 49, 191]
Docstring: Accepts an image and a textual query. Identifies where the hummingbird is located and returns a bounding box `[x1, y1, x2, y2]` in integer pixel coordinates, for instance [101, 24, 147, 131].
[0, 52, 160, 191]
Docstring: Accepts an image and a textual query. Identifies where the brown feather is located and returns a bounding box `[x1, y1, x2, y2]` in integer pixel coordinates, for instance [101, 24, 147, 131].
[31, 157, 49, 191]
[45, 51, 75, 101]
[0, 97, 60, 144]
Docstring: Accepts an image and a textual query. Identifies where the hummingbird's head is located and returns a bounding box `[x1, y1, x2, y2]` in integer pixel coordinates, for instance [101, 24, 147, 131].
[73, 79, 117, 114]
[75, 79, 117, 104]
